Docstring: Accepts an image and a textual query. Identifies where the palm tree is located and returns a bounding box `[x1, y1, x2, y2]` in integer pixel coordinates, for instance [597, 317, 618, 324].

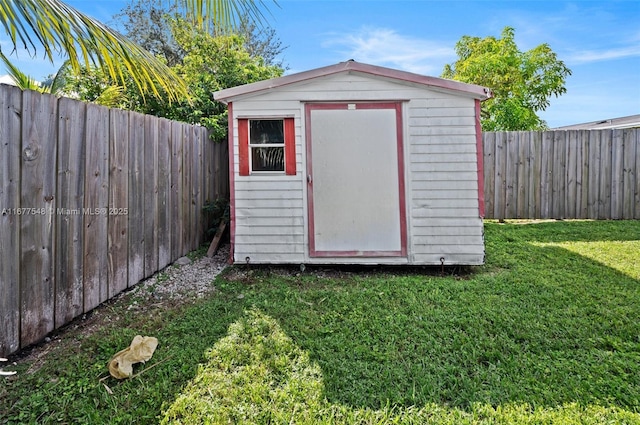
[0, 0, 271, 101]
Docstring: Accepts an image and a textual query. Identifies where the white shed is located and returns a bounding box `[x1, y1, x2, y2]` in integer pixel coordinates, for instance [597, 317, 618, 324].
[214, 60, 491, 266]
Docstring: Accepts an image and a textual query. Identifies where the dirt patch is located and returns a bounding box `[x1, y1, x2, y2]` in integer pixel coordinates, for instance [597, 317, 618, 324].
[222, 261, 474, 283]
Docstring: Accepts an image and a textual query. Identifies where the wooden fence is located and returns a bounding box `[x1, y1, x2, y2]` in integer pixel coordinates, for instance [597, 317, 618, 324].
[0, 85, 229, 357]
[483, 129, 640, 220]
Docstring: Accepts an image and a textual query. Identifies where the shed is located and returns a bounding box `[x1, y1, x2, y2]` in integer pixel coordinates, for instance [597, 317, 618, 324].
[214, 60, 491, 266]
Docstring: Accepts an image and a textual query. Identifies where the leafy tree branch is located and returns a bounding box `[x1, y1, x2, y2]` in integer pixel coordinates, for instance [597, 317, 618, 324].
[443, 27, 572, 131]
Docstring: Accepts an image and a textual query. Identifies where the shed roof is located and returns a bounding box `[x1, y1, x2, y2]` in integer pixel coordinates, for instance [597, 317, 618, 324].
[552, 114, 640, 130]
[214, 60, 492, 103]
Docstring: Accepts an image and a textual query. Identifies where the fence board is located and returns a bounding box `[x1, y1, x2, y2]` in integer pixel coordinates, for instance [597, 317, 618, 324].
[171, 122, 184, 259]
[144, 115, 159, 278]
[83, 103, 110, 311]
[208, 137, 217, 202]
[19, 91, 57, 347]
[610, 129, 624, 219]
[565, 131, 578, 218]
[157, 118, 172, 269]
[0, 85, 22, 355]
[193, 127, 203, 248]
[505, 132, 517, 218]
[482, 132, 495, 217]
[128, 112, 145, 286]
[202, 132, 214, 238]
[577, 130, 589, 219]
[516, 132, 528, 218]
[108, 109, 129, 297]
[598, 131, 612, 219]
[551, 131, 565, 218]
[493, 132, 506, 219]
[621, 129, 634, 219]
[529, 131, 541, 218]
[182, 125, 192, 255]
[586, 131, 600, 219]
[55, 98, 85, 327]
[540, 131, 553, 218]
[216, 140, 229, 199]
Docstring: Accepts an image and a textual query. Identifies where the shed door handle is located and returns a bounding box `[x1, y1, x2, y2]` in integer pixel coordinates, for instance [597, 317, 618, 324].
[307, 174, 312, 184]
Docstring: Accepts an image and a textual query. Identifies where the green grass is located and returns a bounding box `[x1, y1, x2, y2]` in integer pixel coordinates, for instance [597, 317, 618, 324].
[532, 240, 640, 280]
[1, 220, 639, 424]
[162, 309, 637, 424]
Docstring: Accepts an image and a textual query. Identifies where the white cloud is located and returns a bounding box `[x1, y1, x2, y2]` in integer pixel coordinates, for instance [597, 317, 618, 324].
[567, 45, 640, 64]
[322, 26, 454, 75]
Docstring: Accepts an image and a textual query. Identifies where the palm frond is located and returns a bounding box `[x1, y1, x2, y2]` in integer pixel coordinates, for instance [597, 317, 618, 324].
[0, 48, 42, 91]
[179, 0, 275, 33]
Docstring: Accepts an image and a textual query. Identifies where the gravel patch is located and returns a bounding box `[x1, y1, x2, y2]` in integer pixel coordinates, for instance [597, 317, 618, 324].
[126, 244, 230, 305]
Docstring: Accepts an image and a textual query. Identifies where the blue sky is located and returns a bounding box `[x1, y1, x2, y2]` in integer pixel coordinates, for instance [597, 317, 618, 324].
[1, 0, 638, 128]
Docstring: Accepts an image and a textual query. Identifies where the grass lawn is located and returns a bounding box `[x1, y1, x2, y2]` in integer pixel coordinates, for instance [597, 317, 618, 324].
[1, 220, 639, 424]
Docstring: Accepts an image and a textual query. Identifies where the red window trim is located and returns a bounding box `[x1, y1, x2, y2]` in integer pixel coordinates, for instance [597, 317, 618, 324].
[284, 118, 296, 175]
[238, 117, 296, 176]
[238, 118, 249, 176]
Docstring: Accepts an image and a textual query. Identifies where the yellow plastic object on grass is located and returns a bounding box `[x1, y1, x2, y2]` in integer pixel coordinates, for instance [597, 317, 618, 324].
[108, 335, 158, 379]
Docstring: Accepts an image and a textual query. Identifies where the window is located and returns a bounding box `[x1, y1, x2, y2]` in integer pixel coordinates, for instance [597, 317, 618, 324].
[250, 120, 284, 172]
[238, 117, 295, 176]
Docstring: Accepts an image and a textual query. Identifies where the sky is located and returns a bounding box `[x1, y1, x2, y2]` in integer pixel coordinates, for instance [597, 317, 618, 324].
[1, 0, 638, 128]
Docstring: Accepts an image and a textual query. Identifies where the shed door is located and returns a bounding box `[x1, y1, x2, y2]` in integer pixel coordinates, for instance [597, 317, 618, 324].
[306, 103, 406, 257]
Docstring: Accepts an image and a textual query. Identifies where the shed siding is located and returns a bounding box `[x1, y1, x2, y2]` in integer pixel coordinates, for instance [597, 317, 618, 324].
[408, 95, 484, 264]
[230, 72, 484, 265]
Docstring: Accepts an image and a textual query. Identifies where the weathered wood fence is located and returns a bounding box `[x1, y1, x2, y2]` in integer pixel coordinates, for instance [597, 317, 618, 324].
[0, 85, 228, 357]
[483, 129, 640, 220]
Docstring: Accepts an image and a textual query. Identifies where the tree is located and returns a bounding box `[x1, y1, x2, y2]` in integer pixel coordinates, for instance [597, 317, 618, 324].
[442, 27, 572, 131]
[0, 0, 273, 101]
[113, 0, 184, 67]
[129, 18, 284, 140]
[54, 64, 129, 108]
[236, 16, 287, 69]
[113, 0, 286, 69]
[169, 21, 284, 139]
